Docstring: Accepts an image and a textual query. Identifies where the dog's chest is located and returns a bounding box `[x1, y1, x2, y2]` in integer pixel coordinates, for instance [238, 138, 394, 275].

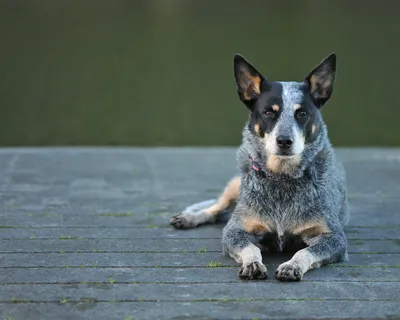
[243, 210, 306, 252]
[243, 175, 321, 250]
[256, 184, 318, 251]
[261, 183, 315, 219]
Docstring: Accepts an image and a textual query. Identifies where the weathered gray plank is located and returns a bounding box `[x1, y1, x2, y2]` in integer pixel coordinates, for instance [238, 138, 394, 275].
[2, 282, 400, 302]
[1, 238, 398, 253]
[1, 213, 174, 227]
[4, 209, 400, 228]
[0, 239, 222, 253]
[3, 200, 400, 229]
[3, 207, 400, 228]
[1, 148, 400, 319]
[1, 215, 65, 227]
[1, 252, 399, 268]
[2, 266, 400, 284]
[1, 300, 400, 320]
[0, 227, 223, 239]
[3, 197, 400, 228]
[1, 226, 400, 239]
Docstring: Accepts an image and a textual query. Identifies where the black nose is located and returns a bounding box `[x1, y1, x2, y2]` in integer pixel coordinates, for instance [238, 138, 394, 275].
[276, 136, 293, 149]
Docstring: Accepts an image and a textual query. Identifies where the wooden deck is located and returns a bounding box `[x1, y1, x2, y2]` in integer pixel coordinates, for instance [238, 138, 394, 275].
[1, 147, 400, 319]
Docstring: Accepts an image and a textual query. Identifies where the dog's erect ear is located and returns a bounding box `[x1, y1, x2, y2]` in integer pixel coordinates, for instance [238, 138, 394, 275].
[234, 54, 265, 109]
[305, 53, 336, 108]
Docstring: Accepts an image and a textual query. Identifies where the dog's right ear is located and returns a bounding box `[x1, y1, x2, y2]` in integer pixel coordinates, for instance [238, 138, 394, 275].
[234, 54, 265, 109]
[305, 53, 336, 108]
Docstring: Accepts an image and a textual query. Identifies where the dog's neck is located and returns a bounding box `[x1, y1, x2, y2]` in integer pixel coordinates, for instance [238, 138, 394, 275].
[248, 152, 305, 180]
[248, 154, 298, 180]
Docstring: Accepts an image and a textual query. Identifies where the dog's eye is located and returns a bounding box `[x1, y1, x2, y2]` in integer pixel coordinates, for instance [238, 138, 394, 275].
[296, 111, 309, 119]
[264, 111, 276, 118]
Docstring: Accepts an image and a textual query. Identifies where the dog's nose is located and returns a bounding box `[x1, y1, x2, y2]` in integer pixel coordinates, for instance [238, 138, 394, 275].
[276, 136, 293, 149]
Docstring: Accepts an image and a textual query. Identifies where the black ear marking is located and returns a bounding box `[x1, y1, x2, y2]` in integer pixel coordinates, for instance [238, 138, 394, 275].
[234, 54, 266, 109]
[305, 53, 336, 108]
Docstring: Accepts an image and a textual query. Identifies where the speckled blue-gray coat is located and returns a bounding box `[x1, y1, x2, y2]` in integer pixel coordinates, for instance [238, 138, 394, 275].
[171, 53, 350, 281]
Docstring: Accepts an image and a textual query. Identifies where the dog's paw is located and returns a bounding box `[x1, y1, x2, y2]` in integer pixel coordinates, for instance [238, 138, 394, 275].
[238, 261, 268, 280]
[170, 213, 196, 229]
[275, 262, 303, 282]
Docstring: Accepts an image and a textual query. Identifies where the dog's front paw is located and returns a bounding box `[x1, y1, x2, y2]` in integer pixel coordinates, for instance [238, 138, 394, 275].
[170, 213, 196, 229]
[275, 262, 303, 282]
[238, 261, 268, 280]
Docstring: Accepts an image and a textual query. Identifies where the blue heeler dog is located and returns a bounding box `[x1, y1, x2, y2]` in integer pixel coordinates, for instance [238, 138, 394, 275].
[170, 53, 350, 281]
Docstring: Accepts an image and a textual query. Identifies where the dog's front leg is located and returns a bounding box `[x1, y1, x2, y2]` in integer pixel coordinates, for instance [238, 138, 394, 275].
[275, 230, 348, 282]
[222, 218, 268, 280]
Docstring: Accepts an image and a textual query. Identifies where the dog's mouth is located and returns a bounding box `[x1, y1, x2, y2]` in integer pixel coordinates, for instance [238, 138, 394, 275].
[264, 134, 304, 159]
[273, 151, 298, 158]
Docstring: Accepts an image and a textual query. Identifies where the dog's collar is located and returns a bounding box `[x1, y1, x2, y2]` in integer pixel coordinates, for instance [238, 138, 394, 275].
[249, 155, 292, 181]
[249, 155, 266, 178]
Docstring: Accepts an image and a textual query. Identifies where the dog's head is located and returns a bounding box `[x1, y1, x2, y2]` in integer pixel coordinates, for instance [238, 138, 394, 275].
[234, 53, 336, 161]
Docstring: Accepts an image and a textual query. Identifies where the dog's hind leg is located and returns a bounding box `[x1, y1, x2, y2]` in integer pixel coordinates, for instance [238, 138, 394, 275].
[170, 176, 240, 229]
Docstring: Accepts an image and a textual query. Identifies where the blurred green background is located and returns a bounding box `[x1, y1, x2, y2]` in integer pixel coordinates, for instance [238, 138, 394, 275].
[1, 0, 399, 147]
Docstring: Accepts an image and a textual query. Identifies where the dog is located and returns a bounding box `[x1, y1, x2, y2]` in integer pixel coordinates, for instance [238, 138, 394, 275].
[170, 53, 350, 281]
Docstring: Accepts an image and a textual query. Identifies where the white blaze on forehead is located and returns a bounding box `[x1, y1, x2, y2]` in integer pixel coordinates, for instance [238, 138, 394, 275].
[274, 82, 305, 130]
[280, 82, 305, 107]
[263, 82, 305, 155]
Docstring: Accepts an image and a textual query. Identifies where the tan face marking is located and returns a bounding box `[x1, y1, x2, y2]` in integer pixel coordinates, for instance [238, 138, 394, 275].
[272, 104, 280, 112]
[254, 123, 261, 136]
[242, 216, 270, 234]
[267, 155, 301, 174]
[267, 155, 281, 173]
[312, 124, 318, 134]
[293, 104, 301, 111]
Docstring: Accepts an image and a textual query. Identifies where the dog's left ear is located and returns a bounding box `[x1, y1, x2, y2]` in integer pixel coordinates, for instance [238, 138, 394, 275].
[305, 53, 336, 108]
[234, 54, 265, 109]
